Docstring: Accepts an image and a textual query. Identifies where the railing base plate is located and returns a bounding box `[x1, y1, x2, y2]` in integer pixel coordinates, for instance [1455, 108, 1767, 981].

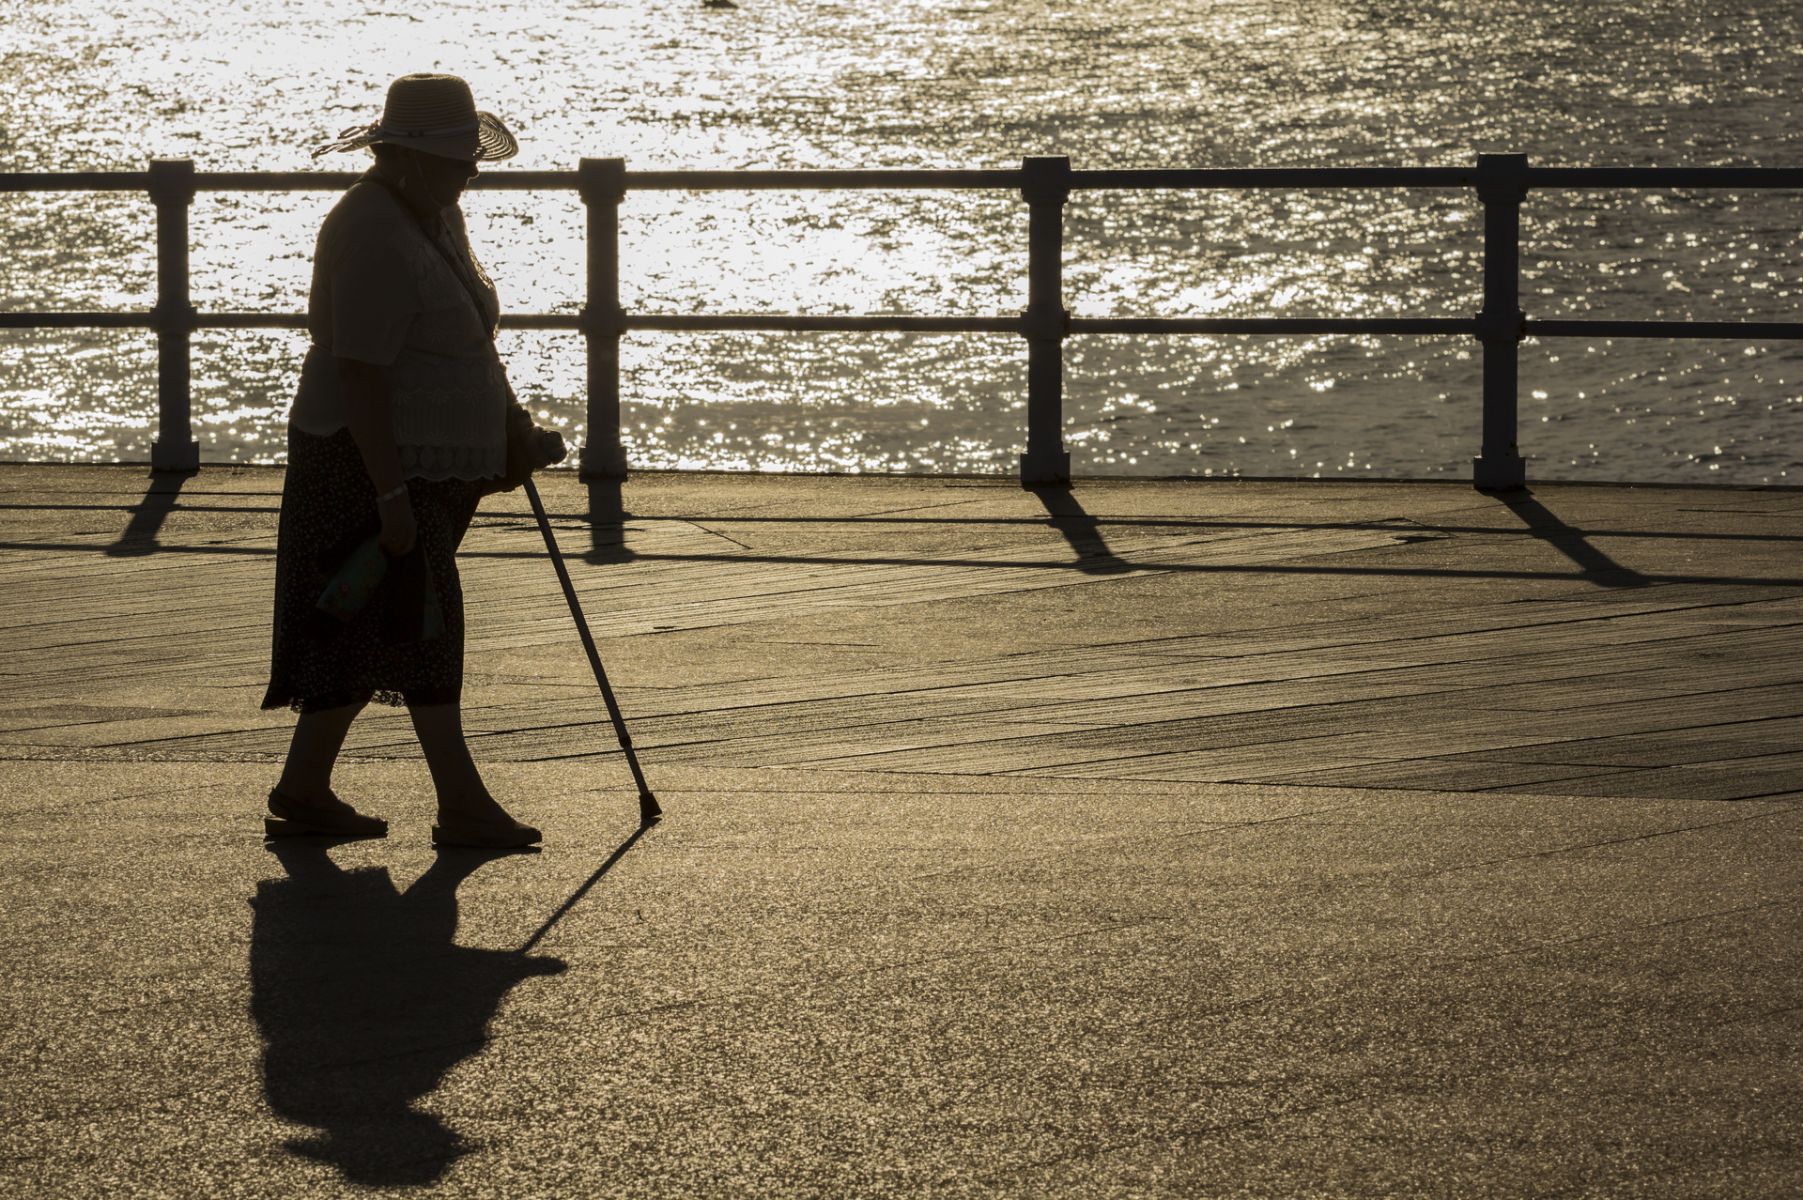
[151, 440, 199, 472]
[1019, 450, 1071, 486]
[579, 445, 629, 481]
[1472, 454, 1526, 491]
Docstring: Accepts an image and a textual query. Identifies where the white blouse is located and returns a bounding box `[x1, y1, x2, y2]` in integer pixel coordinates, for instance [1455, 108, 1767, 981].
[289, 172, 509, 481]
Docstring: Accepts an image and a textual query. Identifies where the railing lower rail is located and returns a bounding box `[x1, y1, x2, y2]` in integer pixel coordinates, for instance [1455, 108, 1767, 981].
[2, 156, 1800, 485]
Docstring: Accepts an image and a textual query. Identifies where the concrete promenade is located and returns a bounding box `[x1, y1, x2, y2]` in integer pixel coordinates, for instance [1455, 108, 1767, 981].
[1, 463, 1800, 1196]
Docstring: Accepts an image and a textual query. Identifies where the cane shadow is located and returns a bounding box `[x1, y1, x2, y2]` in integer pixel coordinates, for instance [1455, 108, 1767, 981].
[103, 469, 194, 557]
[1026, 483, 1134, 575]
[1500, 489, 1650, 589]
[584, 477, 635, 565]
[250, 841, 567, 1188]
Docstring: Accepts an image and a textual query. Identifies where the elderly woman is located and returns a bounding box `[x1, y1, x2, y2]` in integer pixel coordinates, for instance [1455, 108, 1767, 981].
[261, 74, 557, 849]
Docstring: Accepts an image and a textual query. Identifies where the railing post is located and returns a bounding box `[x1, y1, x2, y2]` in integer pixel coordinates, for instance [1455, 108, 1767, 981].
[578, 156, 628, 479]
[1020, 155, 1071, 485]
[147, 158, 198, 471]
[1473, 152, 1528, 490]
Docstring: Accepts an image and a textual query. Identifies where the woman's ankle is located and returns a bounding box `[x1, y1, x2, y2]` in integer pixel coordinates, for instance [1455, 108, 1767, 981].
[436, 793, 511, 820]
[273, 777, 333, 803]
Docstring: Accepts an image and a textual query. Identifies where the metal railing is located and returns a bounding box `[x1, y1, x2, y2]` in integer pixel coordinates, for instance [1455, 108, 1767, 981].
[3, 155, 1802, 486]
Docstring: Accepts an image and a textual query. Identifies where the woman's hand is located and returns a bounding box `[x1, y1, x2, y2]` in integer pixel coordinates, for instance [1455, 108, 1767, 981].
[487, 407, 569, 495]
[378, 492, 417, 556]
[534, 427, 568, 469]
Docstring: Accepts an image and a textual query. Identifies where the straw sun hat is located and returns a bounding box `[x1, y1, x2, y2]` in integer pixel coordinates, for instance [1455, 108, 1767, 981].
[312, 73, 518, 162]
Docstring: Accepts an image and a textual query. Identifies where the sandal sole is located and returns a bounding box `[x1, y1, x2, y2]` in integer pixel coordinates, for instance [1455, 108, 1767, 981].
[431, 824, 541, 850]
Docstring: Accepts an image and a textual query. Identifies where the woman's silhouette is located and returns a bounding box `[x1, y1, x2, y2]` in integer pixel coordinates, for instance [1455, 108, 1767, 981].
[262, 73, 563, 849]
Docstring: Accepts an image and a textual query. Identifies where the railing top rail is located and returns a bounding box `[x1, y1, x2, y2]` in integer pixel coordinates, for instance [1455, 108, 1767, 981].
[1525, 166, 1803, 189]
[192, 170, 582, 191]
[623, 168, 1021, 190]
[0, 171, 150, 192]
[1070, 167, 1476, 190]
[8, 164, 1803, 196]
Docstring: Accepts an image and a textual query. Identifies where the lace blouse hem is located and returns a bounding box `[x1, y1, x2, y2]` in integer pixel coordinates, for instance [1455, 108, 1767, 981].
[397, 442, 504, 482]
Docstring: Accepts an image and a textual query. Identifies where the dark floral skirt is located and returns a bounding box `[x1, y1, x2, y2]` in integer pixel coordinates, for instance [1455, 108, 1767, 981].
[261, 428, 486, 713]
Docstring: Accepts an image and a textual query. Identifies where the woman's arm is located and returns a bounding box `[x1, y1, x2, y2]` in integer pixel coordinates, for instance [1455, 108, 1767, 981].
[339, 358, 417, 556]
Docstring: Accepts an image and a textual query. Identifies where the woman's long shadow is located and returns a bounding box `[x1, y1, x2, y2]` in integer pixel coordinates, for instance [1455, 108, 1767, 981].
[250, 841, 567, 1187]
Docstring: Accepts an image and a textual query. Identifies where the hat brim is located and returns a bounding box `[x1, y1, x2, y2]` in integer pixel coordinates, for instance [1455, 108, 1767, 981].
[312, 111, 518, 162]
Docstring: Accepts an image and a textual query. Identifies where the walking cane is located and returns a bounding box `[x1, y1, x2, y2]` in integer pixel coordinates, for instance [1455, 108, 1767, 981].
[521, 478, 661, 825]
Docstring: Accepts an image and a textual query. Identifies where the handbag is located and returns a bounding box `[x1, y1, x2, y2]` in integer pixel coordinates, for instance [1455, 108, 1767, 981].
[310, 522, 446, 644]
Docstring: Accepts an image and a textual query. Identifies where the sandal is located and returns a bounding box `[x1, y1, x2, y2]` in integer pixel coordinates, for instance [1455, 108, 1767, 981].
[264, 787, 389, 839]
[431, 809, 542, 850]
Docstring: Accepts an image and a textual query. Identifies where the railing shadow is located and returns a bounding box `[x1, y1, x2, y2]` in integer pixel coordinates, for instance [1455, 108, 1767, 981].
[1026, 483, 1134, 575]
[1501, 488, 1650, 588]
[13, 481, 1799, 587]
[250, 841, 567, 1188]
[11, 499, 1803, 548]
[102, 469, 194, 557]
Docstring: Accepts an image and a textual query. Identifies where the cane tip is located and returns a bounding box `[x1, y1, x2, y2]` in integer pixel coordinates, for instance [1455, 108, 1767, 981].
[639, 792, 662, 824]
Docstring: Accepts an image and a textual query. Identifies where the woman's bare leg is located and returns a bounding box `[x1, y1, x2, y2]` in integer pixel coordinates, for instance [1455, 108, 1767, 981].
[407, 701, 525, 824]
[276, 701, 367, 801]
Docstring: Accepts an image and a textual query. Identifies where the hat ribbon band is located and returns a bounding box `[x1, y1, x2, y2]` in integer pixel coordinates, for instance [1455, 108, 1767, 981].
[379, 120, 481, 138]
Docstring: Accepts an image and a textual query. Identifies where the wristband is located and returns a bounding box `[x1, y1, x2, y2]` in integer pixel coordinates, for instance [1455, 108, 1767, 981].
[376, 484, 408, 504]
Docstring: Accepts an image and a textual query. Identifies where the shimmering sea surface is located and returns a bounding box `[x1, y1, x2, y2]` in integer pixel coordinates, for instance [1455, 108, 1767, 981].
[2, 0, 1799, 481]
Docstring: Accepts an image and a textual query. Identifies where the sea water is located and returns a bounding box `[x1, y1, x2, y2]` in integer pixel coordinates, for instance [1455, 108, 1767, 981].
[2, 0, 1798, 483]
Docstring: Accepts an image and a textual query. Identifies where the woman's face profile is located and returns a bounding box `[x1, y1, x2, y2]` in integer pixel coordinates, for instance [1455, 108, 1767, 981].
[403, 149, 480, 208]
